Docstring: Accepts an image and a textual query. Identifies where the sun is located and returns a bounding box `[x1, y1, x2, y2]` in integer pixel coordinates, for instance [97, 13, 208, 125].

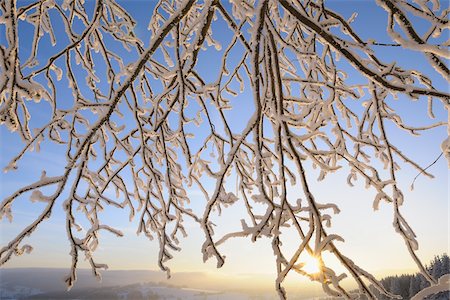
[300, 253, 322, 274]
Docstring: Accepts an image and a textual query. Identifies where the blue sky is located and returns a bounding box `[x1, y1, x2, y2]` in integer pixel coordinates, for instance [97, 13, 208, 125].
[0, 0, 448, 293]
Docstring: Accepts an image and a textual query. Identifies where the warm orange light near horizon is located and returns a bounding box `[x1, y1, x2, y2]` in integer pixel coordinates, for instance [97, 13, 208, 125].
[301, 253, 322, 275]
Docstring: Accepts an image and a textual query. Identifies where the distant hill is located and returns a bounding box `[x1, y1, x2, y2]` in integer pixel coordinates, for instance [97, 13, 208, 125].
[0, 268, 278, 300]
[0, 268, 329, 299]
[21, 282, 252, 300]
[3, 255, 448, 300]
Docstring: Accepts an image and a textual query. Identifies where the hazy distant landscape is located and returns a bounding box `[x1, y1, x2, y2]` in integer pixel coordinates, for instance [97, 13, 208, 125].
[2, 254, 448, 300]
[0, 268, 293, 300]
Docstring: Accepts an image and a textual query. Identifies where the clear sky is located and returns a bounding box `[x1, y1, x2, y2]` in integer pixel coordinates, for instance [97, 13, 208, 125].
[0, 0, 448, 295]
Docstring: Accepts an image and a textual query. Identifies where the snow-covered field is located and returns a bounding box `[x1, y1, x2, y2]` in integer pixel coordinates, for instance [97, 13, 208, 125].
[1, 282, 274, 300]
[0, 269, 281, 300]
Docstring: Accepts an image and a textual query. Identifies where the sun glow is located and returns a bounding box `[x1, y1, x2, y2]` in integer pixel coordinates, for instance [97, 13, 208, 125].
[300, 253, 322, 274]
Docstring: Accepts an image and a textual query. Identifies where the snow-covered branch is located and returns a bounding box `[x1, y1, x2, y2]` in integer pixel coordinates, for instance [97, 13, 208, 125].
[1, 0, 448, 299]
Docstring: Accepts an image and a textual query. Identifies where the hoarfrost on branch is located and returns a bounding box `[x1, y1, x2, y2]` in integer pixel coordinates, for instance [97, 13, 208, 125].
[0, 0, 449, 299]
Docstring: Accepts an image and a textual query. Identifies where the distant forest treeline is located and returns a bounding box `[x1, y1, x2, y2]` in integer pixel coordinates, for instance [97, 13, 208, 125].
[322, 254, 450, 300]
[373, 253, 450, 299]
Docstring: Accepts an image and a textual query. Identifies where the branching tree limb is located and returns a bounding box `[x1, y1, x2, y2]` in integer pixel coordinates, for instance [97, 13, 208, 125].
[1, 0, 448, 299]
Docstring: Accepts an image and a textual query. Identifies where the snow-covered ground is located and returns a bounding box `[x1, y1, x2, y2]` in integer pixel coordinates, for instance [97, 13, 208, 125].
[0, 284, 42, 300]
[0, 269, 281, 300]
[1, 282, 274, 300]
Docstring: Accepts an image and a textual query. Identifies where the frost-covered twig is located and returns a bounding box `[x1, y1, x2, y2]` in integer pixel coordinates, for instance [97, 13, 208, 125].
[1, 0, 448, 299]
